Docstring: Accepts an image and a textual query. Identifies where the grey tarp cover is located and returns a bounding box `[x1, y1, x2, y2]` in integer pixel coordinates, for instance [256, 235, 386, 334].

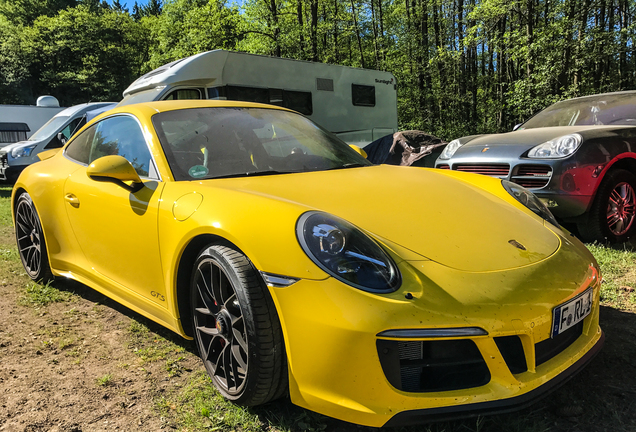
[363, 130, 447, 167]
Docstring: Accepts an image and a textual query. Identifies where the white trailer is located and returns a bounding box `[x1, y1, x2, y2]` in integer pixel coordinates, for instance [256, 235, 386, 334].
[119, 50, 398, 145]
[0, 96, 65, 145]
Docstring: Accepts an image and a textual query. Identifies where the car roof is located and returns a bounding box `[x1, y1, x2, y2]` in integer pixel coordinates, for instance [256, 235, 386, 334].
[91, 99, 294, 122]
[54, 102, 116, 118]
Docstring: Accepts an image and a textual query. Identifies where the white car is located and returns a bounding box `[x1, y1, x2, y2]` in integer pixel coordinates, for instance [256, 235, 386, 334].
[0, 102, 115, 181]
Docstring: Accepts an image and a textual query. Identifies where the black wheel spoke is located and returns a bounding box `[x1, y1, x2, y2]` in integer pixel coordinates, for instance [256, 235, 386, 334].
[192, 249, 251, 397]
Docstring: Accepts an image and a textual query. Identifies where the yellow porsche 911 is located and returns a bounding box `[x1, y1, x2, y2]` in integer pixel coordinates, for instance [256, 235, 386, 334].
[12, 100, 603, 427]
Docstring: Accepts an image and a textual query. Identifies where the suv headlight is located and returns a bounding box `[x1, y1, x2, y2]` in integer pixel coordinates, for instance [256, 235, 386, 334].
[502, 180, 559, 227]
[297, 211, 401, 293]
[438, 139, 463, 160]
[10, 144, 37, 159]
[527, 134, 582, 158]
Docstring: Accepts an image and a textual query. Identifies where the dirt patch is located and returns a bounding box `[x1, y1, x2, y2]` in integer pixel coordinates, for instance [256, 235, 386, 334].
[0, 225, 199, 432]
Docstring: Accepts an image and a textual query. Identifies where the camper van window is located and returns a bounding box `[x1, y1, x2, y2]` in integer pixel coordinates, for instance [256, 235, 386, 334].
[226, 86, 270, 104]
[0, 123, 29, 143]
[283, 90, 313, 116]
[163, 88, 203, 100]
[208, 87, 226, 99]
[351, 84, 376, 107]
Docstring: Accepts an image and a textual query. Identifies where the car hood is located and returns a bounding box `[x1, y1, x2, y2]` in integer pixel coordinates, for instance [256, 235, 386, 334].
[455, 125, 632, 157]
[205, 165, 560, 272]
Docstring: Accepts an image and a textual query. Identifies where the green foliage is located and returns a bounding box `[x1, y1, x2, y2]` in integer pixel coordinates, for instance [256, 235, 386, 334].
[96, 373, 113, 386]
[1, 0, 636, 134]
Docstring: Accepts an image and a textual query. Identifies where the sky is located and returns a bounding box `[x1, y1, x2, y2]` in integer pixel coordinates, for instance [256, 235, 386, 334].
[104, 0, 151, 10]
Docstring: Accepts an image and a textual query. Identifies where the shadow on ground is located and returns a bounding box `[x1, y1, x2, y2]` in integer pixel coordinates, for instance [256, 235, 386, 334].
[50, 274, 636, 432]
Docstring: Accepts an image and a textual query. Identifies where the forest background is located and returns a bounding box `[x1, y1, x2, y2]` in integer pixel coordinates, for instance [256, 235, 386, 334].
[0, 0, 635, 140]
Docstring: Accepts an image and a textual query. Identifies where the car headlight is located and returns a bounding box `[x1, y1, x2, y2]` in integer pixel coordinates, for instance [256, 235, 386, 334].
[297, 211, 401, 293]
[502, 180, 559, 227]
[527, 134, 582, 158]
[438, 139, 463, 160]
[10, 144, 37, 159]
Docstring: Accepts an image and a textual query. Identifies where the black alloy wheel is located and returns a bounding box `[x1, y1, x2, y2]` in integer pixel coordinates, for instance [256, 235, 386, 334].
[579, 169, 636, 243]
[14, 192, 54, 282]
[190, 244, 287, 405]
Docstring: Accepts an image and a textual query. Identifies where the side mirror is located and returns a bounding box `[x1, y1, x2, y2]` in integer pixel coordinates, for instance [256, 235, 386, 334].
[349, 144, 368, 159]
[57, 132, 67, 144]
[87, 155, 143, 192]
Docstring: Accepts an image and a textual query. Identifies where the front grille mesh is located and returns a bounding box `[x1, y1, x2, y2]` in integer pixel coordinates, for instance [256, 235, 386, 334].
[377, 339, 490, 393]
[511, 164, 552, 189]
[455, 164, 510, 177]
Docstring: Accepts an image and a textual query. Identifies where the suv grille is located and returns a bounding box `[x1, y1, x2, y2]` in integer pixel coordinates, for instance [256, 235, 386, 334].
[511, 165, 552, 189]
[455, 164, 510, 177]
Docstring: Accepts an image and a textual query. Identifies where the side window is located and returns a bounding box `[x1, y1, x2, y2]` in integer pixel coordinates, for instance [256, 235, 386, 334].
[283, 90, 313, 115]
[64, 125, 96, 164]
[163, 88, 203, 100]
[45, 117, 86, 150]
[89, 116, 154, 178]
[352, 84, 376, 107]
[226, 86, 270, 104]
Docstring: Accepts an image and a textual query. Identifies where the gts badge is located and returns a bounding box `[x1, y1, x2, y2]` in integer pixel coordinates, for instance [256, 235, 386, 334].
[151, 291, 165, 301]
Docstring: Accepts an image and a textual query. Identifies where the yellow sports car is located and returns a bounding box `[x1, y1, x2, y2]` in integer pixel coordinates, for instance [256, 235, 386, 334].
[12, 100, 603, 427]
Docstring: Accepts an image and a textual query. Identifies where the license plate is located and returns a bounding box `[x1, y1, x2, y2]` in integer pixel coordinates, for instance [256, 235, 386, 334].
[551, 288, 593, 338]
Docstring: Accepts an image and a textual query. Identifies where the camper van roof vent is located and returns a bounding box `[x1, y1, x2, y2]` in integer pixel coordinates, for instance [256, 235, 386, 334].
[316, 78, 334, 92]
[36, 95, 60, 107]
[142, 59, 185, 80]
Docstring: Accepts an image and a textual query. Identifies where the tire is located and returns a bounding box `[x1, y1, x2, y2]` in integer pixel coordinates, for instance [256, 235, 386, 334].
[190, 244, 287, 405]
[14, 192, 55, 283]
[578, 169, 636, 243]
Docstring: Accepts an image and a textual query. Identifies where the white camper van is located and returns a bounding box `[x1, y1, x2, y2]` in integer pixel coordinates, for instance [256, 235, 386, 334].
[0, 96, 65, 145]
[119, 50, 398, 144]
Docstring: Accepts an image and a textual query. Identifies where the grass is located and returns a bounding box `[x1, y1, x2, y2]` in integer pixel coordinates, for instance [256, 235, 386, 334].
[18, 281, 74, 307]
[587, 242, 636, 311]
[96, 373, 113, 387]
[0, 185, 12, 227]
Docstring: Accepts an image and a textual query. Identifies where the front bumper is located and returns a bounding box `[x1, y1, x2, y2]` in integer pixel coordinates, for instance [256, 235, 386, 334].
[268, 232, 603, 427]
[0, 152, 26, 182]
[436, 154, 599, 219]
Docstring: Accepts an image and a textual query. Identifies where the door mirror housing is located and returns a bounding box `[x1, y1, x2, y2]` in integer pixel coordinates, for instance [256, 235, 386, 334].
[349, 144, 368, 159]
[87, 155, 143, 192]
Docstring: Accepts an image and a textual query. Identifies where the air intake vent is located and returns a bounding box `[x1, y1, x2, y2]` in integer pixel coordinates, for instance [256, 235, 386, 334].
[316, 78, 334, 91]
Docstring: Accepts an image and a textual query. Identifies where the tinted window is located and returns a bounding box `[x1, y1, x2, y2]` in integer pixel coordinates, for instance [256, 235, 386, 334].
[352, 84, 376, 107]
[226, 86, 270, 104]
[65, 116, 155, 178]
[152, 107, 370, 181]
[163, 88, 203, 101]
[522, 93, 636, 129]
[284, 90, 313, 115]
[90, 116, 153, 177]
[64, 125, 96, 164]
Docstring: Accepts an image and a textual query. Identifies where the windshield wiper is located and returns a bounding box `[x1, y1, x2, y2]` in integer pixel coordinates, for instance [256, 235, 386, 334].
[325, 163, 368, 171]
[207, 170, 296, 179]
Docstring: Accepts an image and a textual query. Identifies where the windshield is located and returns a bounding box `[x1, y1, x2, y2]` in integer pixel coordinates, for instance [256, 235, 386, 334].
[28, 116, 70, 141]
[521, 93, 636, 129]
[153, 107, 372, 181]
[118, 87, 164, 107]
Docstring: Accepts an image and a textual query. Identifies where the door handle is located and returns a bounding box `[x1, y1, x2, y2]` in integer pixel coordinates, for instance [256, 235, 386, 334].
[64, 193, 80, 208]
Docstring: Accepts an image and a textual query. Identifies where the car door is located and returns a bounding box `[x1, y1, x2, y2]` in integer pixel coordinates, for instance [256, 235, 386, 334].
[62, 114, 168, 308]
